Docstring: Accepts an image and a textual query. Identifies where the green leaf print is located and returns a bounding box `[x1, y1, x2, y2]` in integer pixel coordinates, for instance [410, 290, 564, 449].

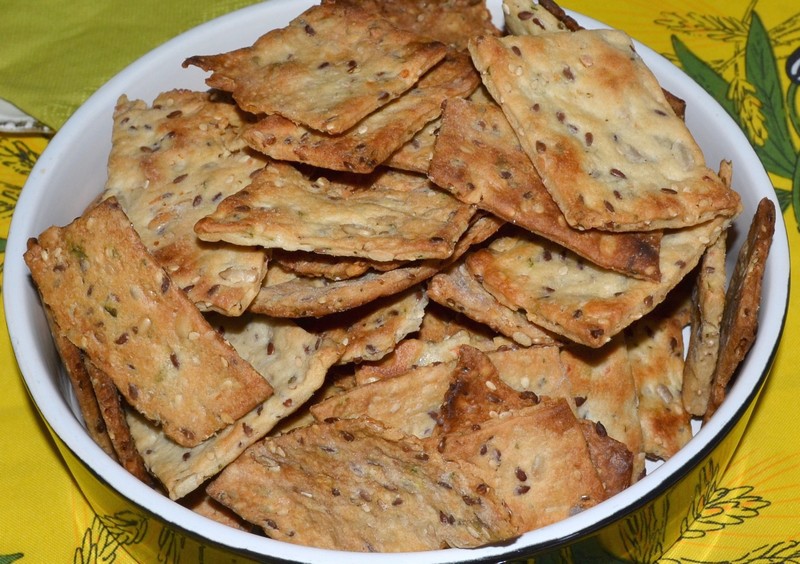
[0, 555, 24, 564]
[744, 12, 797, 178]
[671, 35, 743, 126]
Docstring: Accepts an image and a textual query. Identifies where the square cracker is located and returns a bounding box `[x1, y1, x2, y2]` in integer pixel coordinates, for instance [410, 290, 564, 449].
[466, 214, 733, 348]
[468, 31, 741, 232]
[127, 315, 342, 499]
[195, 163, 475, 263]
[429, 98, 662, 279]
[183, 2, 447, 134]
[705, 197, 776, 419]
[24, 198, 272, 448]
[433, 349, 609, 532]
[104, 90, 268, 316]
[207, 417, 517, 551]
[243, 52, 479, 173]
[503, 0, 687, 120]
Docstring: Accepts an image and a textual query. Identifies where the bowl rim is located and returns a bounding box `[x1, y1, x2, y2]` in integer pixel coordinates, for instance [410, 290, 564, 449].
[4, 1, 791, 561]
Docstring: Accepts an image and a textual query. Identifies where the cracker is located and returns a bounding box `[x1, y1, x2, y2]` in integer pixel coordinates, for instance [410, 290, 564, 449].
[576, 419, 633, 497]
[311, 360, 455, 439]
[183, 2, 447, 134]
[248, 214, 503, 318]
[503, 0, 687, 120]
[449, 345, 632, 496]
[429, 98, 662, 279]
[242, 52, 479, 173]
[181, 490, 256, 532]
[466, 215, 733, 348]
[560, 335, 645, 480]
[468, 31, 741, 232]
[485, 345, 572, 403]
[315, 287, 429, 364]
[417, 300, 505, 345]
[128, 315, 342, 499]
[207, 417, 517, 551]
[24, 198, 272, 448]
[625, 303, 692, 460]
[84, 360, 157, 486]
[195, 163, 475, 262]
[354, 330, 507, 386]
[439, 398, 608, 532]
[428, 263, 557, 346]
[384, 116, 441, 173]
[705, 197, 776, 419]
[433, 345, 543, 439]
[503, 0, 574, 36]
[326, 0, 500, 51]
[682, 230, 728, 416]
[44, 310, 116, 458]
[271, 249, 403, 281]
[103, 90, 268, 316]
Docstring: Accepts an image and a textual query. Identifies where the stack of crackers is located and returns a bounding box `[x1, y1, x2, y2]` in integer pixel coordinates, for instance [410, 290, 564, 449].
[24, 0, 776, 553]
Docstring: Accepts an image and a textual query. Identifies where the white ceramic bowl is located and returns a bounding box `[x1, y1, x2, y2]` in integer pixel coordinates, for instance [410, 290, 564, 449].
[5, 1, 790, 562]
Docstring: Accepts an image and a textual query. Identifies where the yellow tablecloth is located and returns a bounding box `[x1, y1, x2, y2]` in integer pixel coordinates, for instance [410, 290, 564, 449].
[2, 1, 800, 562]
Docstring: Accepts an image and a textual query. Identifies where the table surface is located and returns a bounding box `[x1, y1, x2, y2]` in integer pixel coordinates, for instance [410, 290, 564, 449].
[2, 1, 800, 562]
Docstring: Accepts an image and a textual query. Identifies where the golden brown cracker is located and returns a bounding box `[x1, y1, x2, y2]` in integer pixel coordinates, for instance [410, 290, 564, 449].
[127, 315, 342, 499]
[24, 198, 272, 448]
[207, 417, 517, 551]
[195, 163, 475, 263]
[184, 2, 447, 134]
[468, 31, 741, 232]
[466, 215, 732, 348]
[104, 90, 268, 316]
[242, 52, 479, 173]
[705, 197, 776, 419]
[428, 97, 662, 279]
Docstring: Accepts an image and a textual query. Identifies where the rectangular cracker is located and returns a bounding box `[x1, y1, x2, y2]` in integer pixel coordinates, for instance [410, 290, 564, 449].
[468, 31, 741, 232]
[242, 52, 479, 173]
[428, 263, 557, 346]
[24, 198, 273, 448]
[45, 309, 116, 458]
[184, 2, 447, 134]
[682, 230, 727, 416]
[705, 197, 776, 419]
[195, 163, 475, 262]
[127, 315, 342, 499]
[84, 359, 156, 486]
[353, 329, 507, 386]
[466, 215, 733, 348]
[207, 417, 517, 551]
[560, 335, 645, 481]
[384, 116, 442, 173]
[103, 90, 269, 316]
[429, 97, 662, 279]
[248, 214, 504, 318]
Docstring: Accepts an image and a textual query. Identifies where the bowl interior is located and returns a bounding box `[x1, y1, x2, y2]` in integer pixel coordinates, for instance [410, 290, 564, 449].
[4, 1, 790, 562]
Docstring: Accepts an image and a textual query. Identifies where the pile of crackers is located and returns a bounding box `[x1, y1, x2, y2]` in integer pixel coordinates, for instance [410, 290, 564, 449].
[24, 0, 776, 553]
